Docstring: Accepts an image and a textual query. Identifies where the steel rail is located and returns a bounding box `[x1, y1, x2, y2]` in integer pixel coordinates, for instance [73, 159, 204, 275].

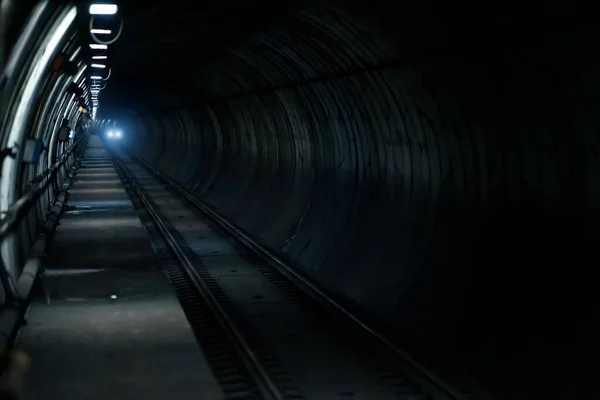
[111, 151, 285, 400]
[130, 153, 467, 400]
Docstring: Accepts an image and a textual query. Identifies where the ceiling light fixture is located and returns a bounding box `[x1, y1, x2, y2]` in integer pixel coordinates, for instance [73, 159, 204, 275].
[89, 4, 118, 15]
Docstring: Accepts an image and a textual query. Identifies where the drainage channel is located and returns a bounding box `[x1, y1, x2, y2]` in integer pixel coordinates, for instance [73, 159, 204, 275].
[110, 146, 464, 400]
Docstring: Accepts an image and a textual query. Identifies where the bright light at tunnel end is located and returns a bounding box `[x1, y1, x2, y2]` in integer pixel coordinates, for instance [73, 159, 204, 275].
[106, 131, 122, 139]
[89, 4, 118, 15]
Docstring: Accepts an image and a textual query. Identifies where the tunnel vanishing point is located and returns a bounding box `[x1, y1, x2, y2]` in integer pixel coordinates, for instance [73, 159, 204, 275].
[1, 1, 599, 399]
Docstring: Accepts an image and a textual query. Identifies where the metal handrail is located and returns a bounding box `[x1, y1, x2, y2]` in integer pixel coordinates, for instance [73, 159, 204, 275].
[0, 136, 85, 243]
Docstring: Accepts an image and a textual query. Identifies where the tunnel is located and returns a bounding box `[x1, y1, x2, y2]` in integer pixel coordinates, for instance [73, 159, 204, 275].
[0, 1, 598, 399]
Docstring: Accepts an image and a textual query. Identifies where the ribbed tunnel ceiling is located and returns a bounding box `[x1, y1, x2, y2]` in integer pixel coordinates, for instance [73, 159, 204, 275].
[103, 0, 314, 110]
[94, 1, 599, 397]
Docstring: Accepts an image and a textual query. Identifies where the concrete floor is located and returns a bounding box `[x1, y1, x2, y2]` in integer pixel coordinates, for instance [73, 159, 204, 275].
[17, 137, 223, 400]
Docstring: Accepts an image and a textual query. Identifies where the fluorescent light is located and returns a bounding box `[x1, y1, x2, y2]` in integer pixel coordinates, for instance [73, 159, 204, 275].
[90, 76, 102, 79]
[89, 44, 107, 49]
[91, 29, 112, 34]
[92, 56, 107, 59]
[91, 64, 106, 68]
[89, 4, 118, 15]
[116, 131, 122, 137]
[69, 46, 81, 61]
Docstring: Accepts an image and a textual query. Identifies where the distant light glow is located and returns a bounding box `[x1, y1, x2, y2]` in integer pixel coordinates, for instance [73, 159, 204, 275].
[91, 29, 112, 34]
[110, 294, 117, 299]
[92, 56, 107, 59]
[91, 64, 106, 68]
[89, 4, 118, 15]
[90, 76, 102, 79]
[89, 44, 107, 49]
[106, 130, 122, 139]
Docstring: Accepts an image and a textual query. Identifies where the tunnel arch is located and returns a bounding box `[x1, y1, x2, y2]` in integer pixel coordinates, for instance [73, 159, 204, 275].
[0, 0, 596, 397]
[0, 2, 91, 305]
[0, 3, 82, 278]
[100, 1, 600, 395]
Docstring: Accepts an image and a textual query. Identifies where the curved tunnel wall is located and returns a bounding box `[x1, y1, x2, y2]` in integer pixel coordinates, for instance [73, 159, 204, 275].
[111, 3, 600, 395]
[1, 2, 86, 301]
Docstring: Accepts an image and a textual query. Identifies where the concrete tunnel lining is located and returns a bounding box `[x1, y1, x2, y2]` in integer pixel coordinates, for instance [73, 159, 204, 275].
[1, 3, 82, 280]
[2, 0, 594, 397]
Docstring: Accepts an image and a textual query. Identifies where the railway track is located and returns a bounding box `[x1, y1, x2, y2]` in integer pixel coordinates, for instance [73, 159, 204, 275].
[109, 146, 467, 400]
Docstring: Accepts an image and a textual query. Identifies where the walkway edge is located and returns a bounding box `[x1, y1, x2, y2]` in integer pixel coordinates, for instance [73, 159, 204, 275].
[0, 154, 82, 353]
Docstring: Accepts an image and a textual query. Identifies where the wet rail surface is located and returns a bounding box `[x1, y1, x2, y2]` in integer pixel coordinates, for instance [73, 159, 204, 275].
[109, 144, 466, 400]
